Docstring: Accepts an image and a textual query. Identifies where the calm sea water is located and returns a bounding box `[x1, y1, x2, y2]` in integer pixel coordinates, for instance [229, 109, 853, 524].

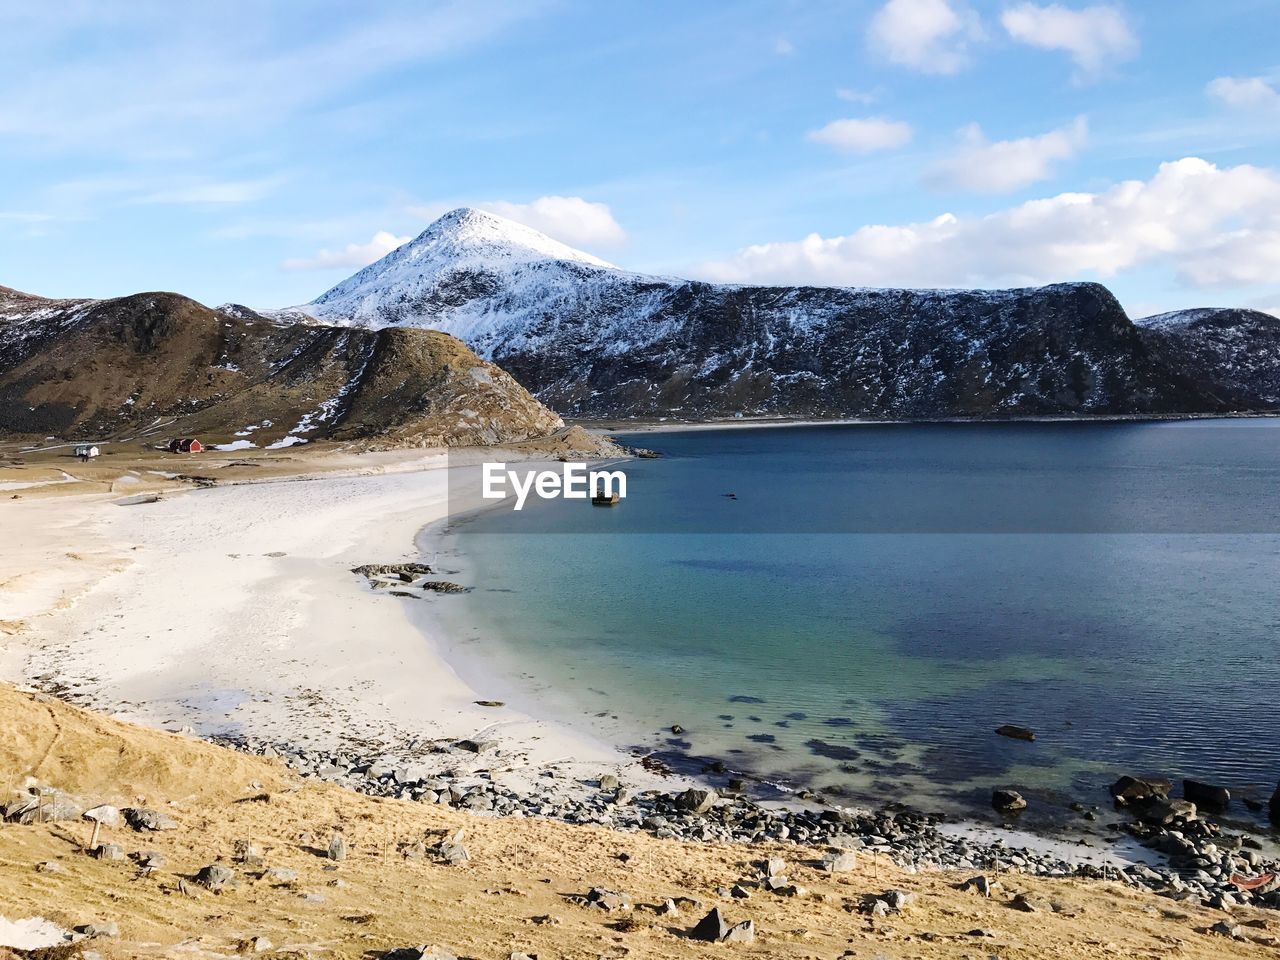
[432, 420, 1280, 826]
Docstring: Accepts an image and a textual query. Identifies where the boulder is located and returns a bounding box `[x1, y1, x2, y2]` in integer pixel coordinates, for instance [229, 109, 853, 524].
[74, 921, 119, 939]
[994, 724, 1036, 742]
[1135, 797, 1197, 826]
[992, 789, 1027, 812]
[125, 807, 178, 832]
[819, 850, 857, 873]
[94, 843, 125, 861]
[583, 886, 631, 911]
[1109, 775, 1172, 805]
[327, 832, 347, 861]
[454, 739, 498, 754]
[599, 773, 620, 792]
[675, 788, 717, 814]
[195, 863, 234, 890]
[959, 875, 992, 897]
[1183, 779, 1230, 812]
[690, 907, 753, 943]
[438, 840, 469, 865]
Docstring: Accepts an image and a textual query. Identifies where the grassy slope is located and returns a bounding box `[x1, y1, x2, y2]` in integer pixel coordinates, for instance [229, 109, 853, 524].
[0, 683, 1271, 959]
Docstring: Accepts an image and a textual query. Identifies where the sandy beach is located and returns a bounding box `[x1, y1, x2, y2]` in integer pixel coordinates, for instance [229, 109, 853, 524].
[0, 449, 654, 802]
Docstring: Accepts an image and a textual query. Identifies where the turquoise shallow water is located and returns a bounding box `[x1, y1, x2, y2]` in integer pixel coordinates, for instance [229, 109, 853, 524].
[432, 420, 1280, 827]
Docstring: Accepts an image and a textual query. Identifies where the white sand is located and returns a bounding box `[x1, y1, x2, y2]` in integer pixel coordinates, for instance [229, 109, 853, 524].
[0, 453, 654, 795]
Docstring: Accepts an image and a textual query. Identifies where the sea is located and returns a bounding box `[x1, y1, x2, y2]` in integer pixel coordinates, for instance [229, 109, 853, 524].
[429, 419, 1280, 829]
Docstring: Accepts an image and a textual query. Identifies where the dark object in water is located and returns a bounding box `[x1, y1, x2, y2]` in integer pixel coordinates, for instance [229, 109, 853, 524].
[592, 490, 620, 506]
[992, 788, 1027, 812]
[1183, 779, 1230, 812]
[1110, 775, 1172, 805]
[994, 724, 1036, 742]
[474, 700, 505, 708]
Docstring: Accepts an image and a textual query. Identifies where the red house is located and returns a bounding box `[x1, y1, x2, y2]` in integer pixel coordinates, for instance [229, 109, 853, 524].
[167, 438, 203, 453]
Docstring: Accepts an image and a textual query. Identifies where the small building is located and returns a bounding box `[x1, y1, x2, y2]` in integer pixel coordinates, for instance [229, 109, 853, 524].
[74, 444, 100, 460]
[167, 438, 203, 454]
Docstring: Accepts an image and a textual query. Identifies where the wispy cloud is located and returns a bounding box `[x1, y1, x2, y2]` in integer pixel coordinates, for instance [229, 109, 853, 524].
[867, 0, 984, 75]
[1207, 75, 1280, 112]
[283, 231, 410, 271]
[807, 117, 914, 153]
[925, 116, 1088, 193]
[1001, 3, 1137, 82]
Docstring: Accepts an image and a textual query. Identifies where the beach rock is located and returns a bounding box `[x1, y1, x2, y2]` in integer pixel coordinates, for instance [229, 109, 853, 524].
[241, 936, 273, 953]
[455, 738, 497, 754]
[423, 580, 468, 594]
[125, 807, 178, 832]
[351, 562, 432, 580]
[74, 921, 119, 939]
[327, 832, 347, 861]
[195, 863, 234, 890]
[819, 850, 857, 873]
[959, 875, 993, 897]
[1135, 797, 1197, 825]
[675, 788, 717, 814]
[690, 907, 753, 943]
[94, 843, 125, 861]
[1183, 779, 1230, 812]
[83, 804, 121, 826]
[992, 789, 1027, 812]
[994, 724, 1036, 742]
[1110, 775, 1172, 804]
[599, 773, 620, 792]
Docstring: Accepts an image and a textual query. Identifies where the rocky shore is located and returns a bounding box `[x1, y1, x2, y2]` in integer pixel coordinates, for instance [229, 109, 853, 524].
[205, 729, 1280, 922]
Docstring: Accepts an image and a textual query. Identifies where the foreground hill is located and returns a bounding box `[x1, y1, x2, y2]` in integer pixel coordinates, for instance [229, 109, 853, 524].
[0, 681, 1266, 958]
[0, 285, 563, 449]
[295, 208, 1280, 420]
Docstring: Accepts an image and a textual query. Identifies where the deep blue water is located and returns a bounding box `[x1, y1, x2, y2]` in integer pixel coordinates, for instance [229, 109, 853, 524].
[433, 420, 1280, 825]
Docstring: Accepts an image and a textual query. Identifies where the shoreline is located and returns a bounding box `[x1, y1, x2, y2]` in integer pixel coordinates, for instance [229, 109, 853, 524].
[2, 447, 1278, 909]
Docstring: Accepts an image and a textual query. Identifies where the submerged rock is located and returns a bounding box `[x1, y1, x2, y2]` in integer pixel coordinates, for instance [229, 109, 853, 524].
[1184, 779, 1230, 812]
[992, 789, 1027, 812]
[1110, 775, 1172, 805]
[994, 724, 1036, 742]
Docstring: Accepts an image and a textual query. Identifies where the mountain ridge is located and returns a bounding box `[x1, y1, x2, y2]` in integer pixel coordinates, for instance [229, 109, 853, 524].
[292, 209, 1280, 420]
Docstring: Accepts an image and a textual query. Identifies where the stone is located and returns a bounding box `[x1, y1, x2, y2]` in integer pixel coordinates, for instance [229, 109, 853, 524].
[1183, 779, 1230, 812]
[599, 774, 620, 792]
[1110, 775, 1172, 804]
[883, 889, 913, 912]
[455, 738, 498, 754]
[1270, 782, 1280, 820]
[691, 907, 753, 943]
[265, 867, 298, 882]
[83, 804, 121, 826]
[439, 840, 469, 865]
[723, 919, 755, 943]
[384, 948, 458, 960]
[994, 724, 1036, 742]
[819, 850, 857, 873]
[125, 807, 178, 832]
[36, 860, 64, 873]
[242, 936, 273, 952]
[1010, 893, 1052, 913]
[675, 788, 717, 814]
[94, 843, 125, 861]
[423, 580, 469, 594]
[327, 832, 347, 861]
[1135, 797, 1197, 826]
[959, 875, 993, 897]
[992, 789, 1027, 812]
[764, 857, 786, 877]
[195, 863, 234, 890]
[584, 886, 631, 911]
[74, 921, 119, 939]
[1209, 919, 1244, 940]
[134, 850, 166, 868]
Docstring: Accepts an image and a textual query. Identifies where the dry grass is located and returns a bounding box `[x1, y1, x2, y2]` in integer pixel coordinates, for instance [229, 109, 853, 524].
[0, 683, 1273, 958]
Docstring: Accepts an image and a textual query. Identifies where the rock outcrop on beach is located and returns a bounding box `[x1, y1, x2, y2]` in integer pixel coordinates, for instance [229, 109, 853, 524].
[0, 284, 565, 448]
[293, 207, 1280, 420]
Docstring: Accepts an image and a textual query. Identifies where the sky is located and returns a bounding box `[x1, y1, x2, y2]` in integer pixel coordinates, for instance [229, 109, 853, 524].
[1, 0, 1278, 319]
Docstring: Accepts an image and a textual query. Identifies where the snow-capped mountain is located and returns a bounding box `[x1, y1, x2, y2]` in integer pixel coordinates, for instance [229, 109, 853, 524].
[1136, 307, 1280, 408]
[296, 208, 1280, 419]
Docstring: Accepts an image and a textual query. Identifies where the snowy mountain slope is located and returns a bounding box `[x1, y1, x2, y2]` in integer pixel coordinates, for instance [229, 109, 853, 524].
[1137, 307, 1280, 407]
[296, 209, 1277, 419]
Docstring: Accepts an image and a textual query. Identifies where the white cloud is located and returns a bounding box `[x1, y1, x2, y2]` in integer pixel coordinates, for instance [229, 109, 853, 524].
[698, 158, 1280, 292]
[282, 231, 409, 271]
[775, 37, 795, 55]
[477, 196, 627, 248]
[807, 117, 914, 153]
[867, 0, 983, 75]
[926, 116, 1088, 193]
[1207, 76, 1280, 112]
[1002, 3, 1137, 81]
[137, 178, 278, 205]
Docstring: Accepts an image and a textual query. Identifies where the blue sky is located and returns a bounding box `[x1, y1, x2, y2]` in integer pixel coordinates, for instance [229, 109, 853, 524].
[2, 0, 1278, 318]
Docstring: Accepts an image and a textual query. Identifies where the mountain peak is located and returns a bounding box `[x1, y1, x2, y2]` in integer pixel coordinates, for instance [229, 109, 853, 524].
[404, 206, 614, 270]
